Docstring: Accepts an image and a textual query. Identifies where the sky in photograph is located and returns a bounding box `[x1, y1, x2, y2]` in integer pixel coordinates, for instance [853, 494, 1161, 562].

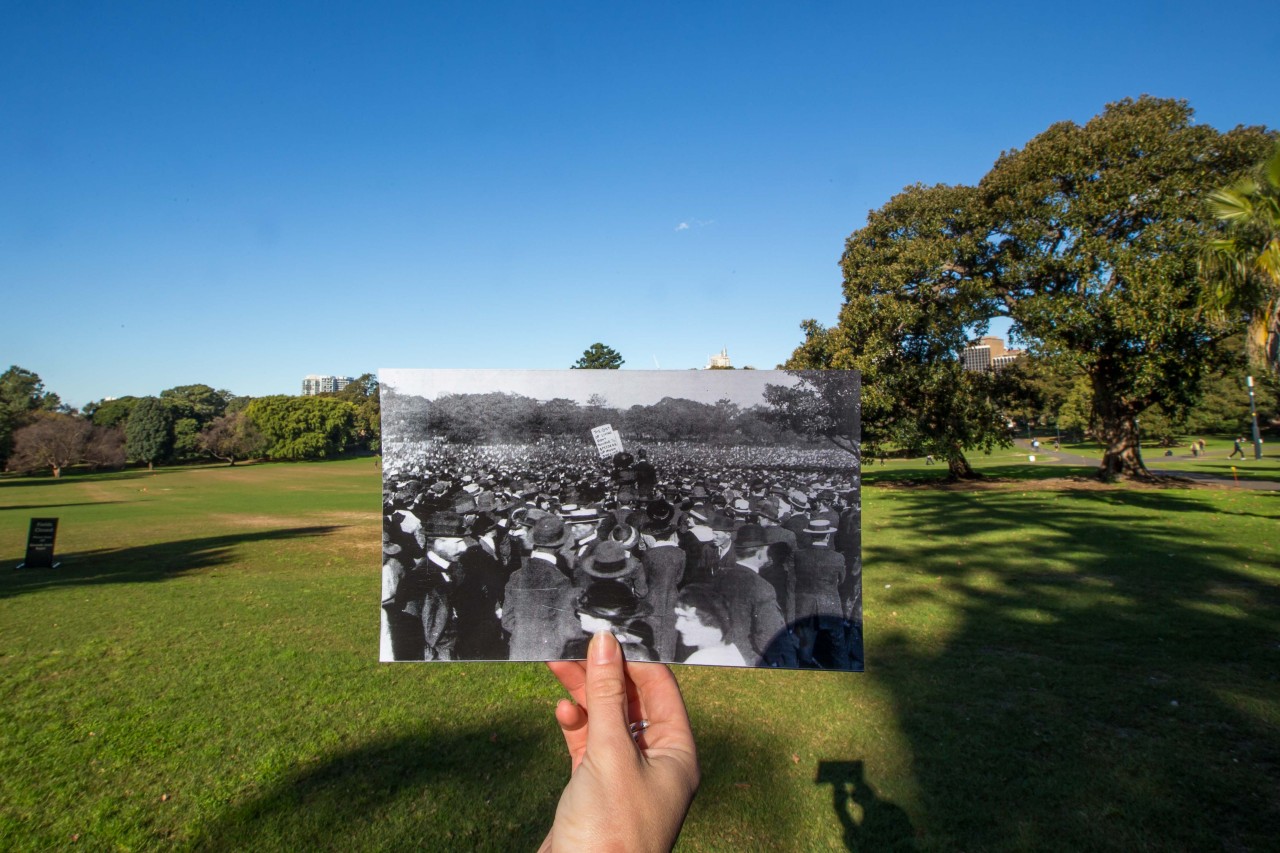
[4, 1, 1278, 408]
[380, 368, 807, 408]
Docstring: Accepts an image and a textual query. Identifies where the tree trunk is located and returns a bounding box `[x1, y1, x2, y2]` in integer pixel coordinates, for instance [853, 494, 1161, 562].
[1094, 396, 1150, 481]
[946, 445, 978, 481]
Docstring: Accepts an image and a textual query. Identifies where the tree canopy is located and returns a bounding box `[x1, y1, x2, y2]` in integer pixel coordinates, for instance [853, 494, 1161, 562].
[791, 97, 1274, 480]
[125, 397, 175, 470]
[0, 366, 62, 468]
[783, 182, 1007, 478]
[1200, 141, 1280, 372]
[246, 396, 357, 460]
[572, 343, 624, 369]
[7, 414, 92, 478]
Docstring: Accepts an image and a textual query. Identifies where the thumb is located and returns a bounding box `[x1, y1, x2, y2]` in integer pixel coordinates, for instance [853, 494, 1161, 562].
[584, 630, 634, 753]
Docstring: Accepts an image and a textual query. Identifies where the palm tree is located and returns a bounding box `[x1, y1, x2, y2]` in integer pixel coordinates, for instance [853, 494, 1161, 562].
[1200, 142, 1280, 372]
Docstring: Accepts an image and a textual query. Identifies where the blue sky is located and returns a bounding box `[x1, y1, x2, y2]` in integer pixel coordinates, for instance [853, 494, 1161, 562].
[3, 1, 1277, 408]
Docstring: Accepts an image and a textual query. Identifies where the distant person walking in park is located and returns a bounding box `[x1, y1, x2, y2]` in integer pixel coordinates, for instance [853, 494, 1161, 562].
[1229, 437, 1246, 459]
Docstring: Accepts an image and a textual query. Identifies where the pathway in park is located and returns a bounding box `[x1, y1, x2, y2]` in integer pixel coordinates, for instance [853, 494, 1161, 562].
[1009, 439, 1280, 492]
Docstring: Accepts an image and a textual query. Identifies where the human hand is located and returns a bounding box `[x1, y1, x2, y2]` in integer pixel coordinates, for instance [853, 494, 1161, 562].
[541, 631, 700, 852]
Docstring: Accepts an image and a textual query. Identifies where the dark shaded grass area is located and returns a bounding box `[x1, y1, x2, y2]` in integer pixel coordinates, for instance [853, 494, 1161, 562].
[1, 527, 341, 600]
[863, 486, 1280, 850]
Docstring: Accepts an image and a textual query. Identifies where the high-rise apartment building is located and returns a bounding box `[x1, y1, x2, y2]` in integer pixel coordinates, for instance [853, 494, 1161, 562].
[960, 337, 1022, 372]
[302, 375, 354, 395]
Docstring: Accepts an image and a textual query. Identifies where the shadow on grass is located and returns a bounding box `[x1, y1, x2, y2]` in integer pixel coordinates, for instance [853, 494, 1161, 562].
[191, 718, 820, 851]
[863, 464, 1098, 487]
[1, 526, 340, 600]
[0, 501, 128, 512]
[867, 486, 1280, 849]
[192, 723, 561, 851]
[816, 760, 916, 851]
[0, 469, 165, 488]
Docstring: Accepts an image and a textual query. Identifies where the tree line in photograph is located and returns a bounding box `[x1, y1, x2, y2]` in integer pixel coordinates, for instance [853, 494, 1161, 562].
[383, 386, 807, 448]
[0, 369, 381, 478]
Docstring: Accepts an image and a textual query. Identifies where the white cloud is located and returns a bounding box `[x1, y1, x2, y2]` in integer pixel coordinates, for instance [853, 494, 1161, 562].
[675, 222, 690, 231]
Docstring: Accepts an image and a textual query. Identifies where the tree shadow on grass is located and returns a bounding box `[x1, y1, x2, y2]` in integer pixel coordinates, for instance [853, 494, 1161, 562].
[192, 722, 561, 852]
[1, 501, 128, 512]
[0, 469, 163, 488]
[865, 486, 1280, 849]
[1, 526, 340, 600]
[190, 716, 809, 852]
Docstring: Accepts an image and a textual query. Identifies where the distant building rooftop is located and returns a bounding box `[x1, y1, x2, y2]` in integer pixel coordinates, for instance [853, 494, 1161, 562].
[960, 337, 1023, 372]
[704, 348, 732, 369]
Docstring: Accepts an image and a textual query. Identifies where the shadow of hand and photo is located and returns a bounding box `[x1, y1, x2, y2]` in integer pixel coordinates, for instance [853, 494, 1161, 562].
[0, 525, 341, 600]
[816, 760, 915, 852]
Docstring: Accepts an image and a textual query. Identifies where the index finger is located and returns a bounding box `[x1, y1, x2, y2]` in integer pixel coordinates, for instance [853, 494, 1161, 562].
[546, 660, 587, 707]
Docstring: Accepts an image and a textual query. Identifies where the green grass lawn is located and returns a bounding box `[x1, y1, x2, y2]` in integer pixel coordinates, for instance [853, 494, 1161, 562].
[866, 436, 1280, 485]
[2, 460, 1278, 850]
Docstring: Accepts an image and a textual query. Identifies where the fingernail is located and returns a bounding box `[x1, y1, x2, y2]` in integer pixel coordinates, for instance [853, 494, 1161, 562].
[591, 630, 616, 665]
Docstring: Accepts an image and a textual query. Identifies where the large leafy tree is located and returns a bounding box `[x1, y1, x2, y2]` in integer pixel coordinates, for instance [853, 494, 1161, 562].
[795, 98, 1272, 481]
[324, 373, 380, 450]
[762, 369, 860, 457]
[982, 97, 1272, 478]
[1200, 141, 1280, 372]
[0, 366, 62, 468]
[86, 396, 140, 429]
[246, 396, 357, 460]
[783, 183, 1008, 479]
[7, 414, 91, 478]
[125, 397, 175, 470]
[198, 411, 266, 465]
[572, 343, 624, 369]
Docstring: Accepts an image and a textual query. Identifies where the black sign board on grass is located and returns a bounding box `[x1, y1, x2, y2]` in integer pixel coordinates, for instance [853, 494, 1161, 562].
[19, 518, 60, 569]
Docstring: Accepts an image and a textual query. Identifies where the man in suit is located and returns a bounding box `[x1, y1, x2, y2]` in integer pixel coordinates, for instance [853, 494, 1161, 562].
[641, 500, 686, 660]
[452, 514, 511, 660]
[793, 519, 851, 669]
[502, 514, 578, 661]
[416, 511, 469, 661]
[713, 523, 796, 667]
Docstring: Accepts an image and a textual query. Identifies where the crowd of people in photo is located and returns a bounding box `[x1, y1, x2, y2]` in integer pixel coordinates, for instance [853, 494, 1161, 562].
[381, 436, 863, 670]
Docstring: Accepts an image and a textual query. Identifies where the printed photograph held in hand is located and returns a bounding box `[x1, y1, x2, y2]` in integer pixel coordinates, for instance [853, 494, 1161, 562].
[380, 369, 862, 671]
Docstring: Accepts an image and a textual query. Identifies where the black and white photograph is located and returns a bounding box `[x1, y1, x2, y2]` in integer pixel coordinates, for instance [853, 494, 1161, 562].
[380, 369, 862, 671]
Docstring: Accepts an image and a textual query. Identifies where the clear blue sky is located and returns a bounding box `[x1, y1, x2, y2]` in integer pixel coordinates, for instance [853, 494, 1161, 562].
[3, 1, 1277, 408]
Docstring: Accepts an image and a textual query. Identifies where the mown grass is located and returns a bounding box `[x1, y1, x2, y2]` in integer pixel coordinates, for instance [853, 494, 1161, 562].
[2, 459, 1278, 850]
[865, 435, 1280, 485]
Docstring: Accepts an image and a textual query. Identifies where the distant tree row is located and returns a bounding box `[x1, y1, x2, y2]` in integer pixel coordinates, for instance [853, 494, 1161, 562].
[1, 368, 381, 477]
[381, 385, 836, 448]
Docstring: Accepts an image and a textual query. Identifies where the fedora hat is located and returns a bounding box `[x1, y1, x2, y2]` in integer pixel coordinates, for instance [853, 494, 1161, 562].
[422, 511, 465, 538]
[733, 523, 767, 551]
[581, 540, 642, 580]
[575, 580, 652, 621]
[531, 515, 572, 548]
